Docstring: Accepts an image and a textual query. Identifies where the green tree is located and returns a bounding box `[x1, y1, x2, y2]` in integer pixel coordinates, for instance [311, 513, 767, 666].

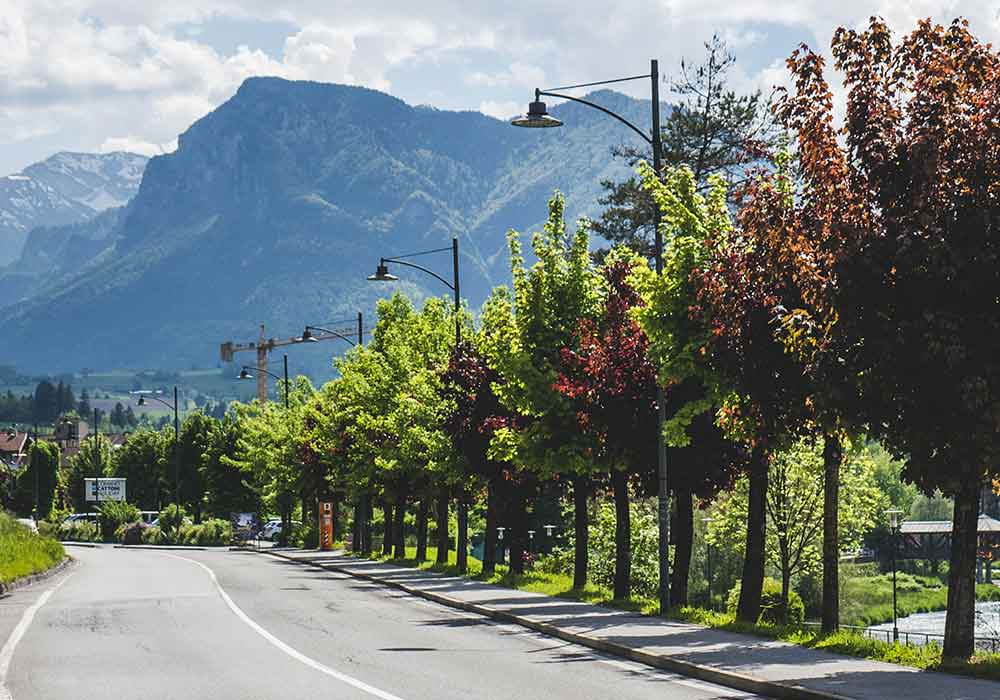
[12, 439, 60, 519]
[112, 429, 168, 510]
[593, 35, 779, 257]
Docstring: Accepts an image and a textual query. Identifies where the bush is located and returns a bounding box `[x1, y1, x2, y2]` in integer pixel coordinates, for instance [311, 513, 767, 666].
[296, 521, 317, 549]
[58, 520, 99, 542]
[727, 577, 805, 625]
[119, 522, 145, 545]
[157, 504, 187, 538]
[141, 526, 167, 545]
[37, 520, 59, 540]
[99, 501, 140, 541]
[0, 513, 64, 584]
[177, 519, 232, 546]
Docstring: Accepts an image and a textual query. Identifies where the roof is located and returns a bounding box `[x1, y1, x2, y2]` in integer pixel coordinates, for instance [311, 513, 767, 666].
[901, 515, 1000, 535]
[0, 431, 27, 455]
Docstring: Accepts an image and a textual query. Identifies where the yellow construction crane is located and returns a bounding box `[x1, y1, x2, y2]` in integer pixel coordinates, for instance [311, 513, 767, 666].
[220, 315, 361, 402]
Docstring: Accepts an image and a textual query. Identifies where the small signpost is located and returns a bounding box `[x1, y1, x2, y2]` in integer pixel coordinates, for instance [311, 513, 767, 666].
[85, 478, 126, 502]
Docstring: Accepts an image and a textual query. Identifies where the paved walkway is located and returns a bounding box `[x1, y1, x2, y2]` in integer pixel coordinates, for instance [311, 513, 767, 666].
[266, 550, 1000, 700]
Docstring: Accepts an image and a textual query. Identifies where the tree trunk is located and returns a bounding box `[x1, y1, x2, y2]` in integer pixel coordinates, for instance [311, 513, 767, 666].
[352, 500, 362, 553]
[781, 565, 791, 624]
[821, 433, 843, 633]
[457, 491, 469, 574]
[361, 494, 372, 554]
[611, 468, 631, 599]
[393, 499, 406, 559]
[436, 487, 450, 564]
[415, 499, 429, 562]
[509, 489, 527, 575]
[382, 502, 393, 555]
[671, 489, 693, 607]
[573, 475, 589, 589]
[737, 443, 768, 623]
[483, 481, 498, 574]
[943, 479, 981, 659]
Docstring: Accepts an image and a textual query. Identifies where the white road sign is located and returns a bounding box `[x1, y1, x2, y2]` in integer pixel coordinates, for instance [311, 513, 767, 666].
[85, 478, 127, 502]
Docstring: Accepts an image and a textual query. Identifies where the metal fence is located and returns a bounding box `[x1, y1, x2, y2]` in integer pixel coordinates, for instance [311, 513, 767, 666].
[800, 621, 1000, 653]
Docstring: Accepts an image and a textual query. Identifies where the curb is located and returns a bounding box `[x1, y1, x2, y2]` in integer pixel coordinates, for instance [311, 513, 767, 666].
[114, 544, 208, 551]
[261, 550, 852, 700]
[0, 556, 75, 596]
[60, 541, 99, 548]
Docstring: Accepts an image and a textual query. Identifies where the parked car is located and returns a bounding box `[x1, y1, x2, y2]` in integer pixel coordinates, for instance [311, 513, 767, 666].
[63, 513, 98, 524]
[16, 517, 38, 533]
[139, 511, 159, 525]
[261, 519, 301, 542]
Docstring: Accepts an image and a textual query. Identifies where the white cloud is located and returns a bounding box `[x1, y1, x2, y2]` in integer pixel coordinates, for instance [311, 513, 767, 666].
[1, 1, 999, 173]
[478, 100, 521, 120]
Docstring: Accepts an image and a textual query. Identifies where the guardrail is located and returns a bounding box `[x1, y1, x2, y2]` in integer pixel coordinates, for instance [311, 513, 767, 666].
[800, 621, 1000, 652]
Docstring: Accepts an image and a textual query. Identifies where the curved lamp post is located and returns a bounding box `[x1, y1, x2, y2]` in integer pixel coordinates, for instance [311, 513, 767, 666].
[512, 60, 671, 612]
[369, 236, 469, 572]
[240, 354, 290, 409]
[134, 387, 180, 507]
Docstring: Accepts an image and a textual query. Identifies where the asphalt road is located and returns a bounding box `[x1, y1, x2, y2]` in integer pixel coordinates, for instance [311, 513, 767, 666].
[1, 547, 765, 700]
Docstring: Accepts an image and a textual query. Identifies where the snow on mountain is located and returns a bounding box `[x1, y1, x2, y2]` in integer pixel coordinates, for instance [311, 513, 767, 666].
[0, 152, 148, 265]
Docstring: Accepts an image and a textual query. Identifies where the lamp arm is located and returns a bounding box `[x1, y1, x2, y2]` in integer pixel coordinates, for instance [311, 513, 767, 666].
[537, 90, 653, 145]
[305, 326, 358, 347]
[382, 258, 455, 291]
[242, 365, 284, 381]
[143, 395, 176, 411]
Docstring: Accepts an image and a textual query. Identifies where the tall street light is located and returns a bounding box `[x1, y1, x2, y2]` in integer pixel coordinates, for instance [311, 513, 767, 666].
[512, 60, 671, 612]
[134, 387, 180, 508]
[240, 354, 291, 409]
[369, 237, 467, 571]
[886, 508, 904, 642]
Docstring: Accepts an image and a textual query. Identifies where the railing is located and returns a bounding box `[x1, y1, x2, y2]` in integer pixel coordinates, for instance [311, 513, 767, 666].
[800, 621, 1000, 652]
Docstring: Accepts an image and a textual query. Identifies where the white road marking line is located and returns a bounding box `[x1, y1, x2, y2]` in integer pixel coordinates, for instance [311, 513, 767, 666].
[0, 571, 74, 700]
[165, 554, 406, 700]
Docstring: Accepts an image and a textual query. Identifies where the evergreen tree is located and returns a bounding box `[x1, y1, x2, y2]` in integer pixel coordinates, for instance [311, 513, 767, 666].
[77, 389, 92, 419]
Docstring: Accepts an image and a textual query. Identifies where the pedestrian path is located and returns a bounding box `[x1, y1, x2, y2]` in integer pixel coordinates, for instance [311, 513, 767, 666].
[263, 550, 1000, 700]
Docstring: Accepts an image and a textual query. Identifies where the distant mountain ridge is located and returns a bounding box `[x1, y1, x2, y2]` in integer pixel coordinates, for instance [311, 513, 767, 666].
[0, 151, 147, 265]
[0, 78, 659, 377]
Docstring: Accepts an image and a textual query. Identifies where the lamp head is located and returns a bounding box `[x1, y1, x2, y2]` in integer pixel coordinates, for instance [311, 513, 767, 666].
[367, 261, 398, 282]
[511, 100, 563, 128]
[301, 327, 320, 343]
[238, 368, 253, 380]
[136, 395, 146, 406]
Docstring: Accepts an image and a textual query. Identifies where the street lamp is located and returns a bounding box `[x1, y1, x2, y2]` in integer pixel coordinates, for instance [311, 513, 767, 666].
[702, 516, 715, 610]
[134, 387, 180, 507]
[528, 529, 535, 553]
[496, 526, 506, 566]
[240, 354, 290, 409]
[512, 60, 671, 612]
[543, 524, 557, 553]
[886, 508, 904, 642]
[369, 237, 469, 572]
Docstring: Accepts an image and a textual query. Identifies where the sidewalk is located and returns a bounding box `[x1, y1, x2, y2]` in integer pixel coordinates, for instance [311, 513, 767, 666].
[263, 549, 1000, 700]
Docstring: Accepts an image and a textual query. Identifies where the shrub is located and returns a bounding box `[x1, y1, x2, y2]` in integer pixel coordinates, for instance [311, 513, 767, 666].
[99, 501, 140, 541]
[157, 504, 187, 539]
[58, 520, 99, 542]
[119, 522, 145, 545]
[177, 519, 232, 546]
[141, 526, 167, 545]
[37, 520, 59, 540]
[727, 577, 805, 625]
[296, 521, 317, 549]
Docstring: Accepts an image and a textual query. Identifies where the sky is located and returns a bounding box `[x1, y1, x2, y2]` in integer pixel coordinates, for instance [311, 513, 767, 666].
[2, 1, 1000, 174]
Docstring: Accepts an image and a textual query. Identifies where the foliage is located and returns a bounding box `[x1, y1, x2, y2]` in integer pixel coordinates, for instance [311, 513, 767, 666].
[177, 518, 232, 546]
[581, 499, 660, 598]
[0, 512, 64, 584]
[98, 500, 140, 541]
[12, 439, 60, 519]
[112, 429, 169, 511]
[593, 35, 779, 256]
[141, 526, 167, 545]
[157, 504, 187, 537]
[726, 577, 805, 624]
[57, 520, 98, 542]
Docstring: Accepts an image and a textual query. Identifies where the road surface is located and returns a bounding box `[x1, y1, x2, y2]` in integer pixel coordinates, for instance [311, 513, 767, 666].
[0, 547, 765, 699]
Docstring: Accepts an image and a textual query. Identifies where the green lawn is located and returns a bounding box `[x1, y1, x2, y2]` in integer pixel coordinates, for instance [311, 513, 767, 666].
[840, 570, 1000, 626]
[0, 513, 65, 585]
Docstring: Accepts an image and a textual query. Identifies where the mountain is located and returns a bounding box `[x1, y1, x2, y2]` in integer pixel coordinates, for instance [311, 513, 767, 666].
[0, 78, 657, 377]
[0, 151, 147, 265]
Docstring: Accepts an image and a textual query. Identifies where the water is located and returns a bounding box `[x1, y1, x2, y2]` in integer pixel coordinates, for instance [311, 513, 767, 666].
[867, 601, 1000, 647]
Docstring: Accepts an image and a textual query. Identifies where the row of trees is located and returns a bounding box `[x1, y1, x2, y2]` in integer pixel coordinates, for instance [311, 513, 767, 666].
[234, 17, 998, 661]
